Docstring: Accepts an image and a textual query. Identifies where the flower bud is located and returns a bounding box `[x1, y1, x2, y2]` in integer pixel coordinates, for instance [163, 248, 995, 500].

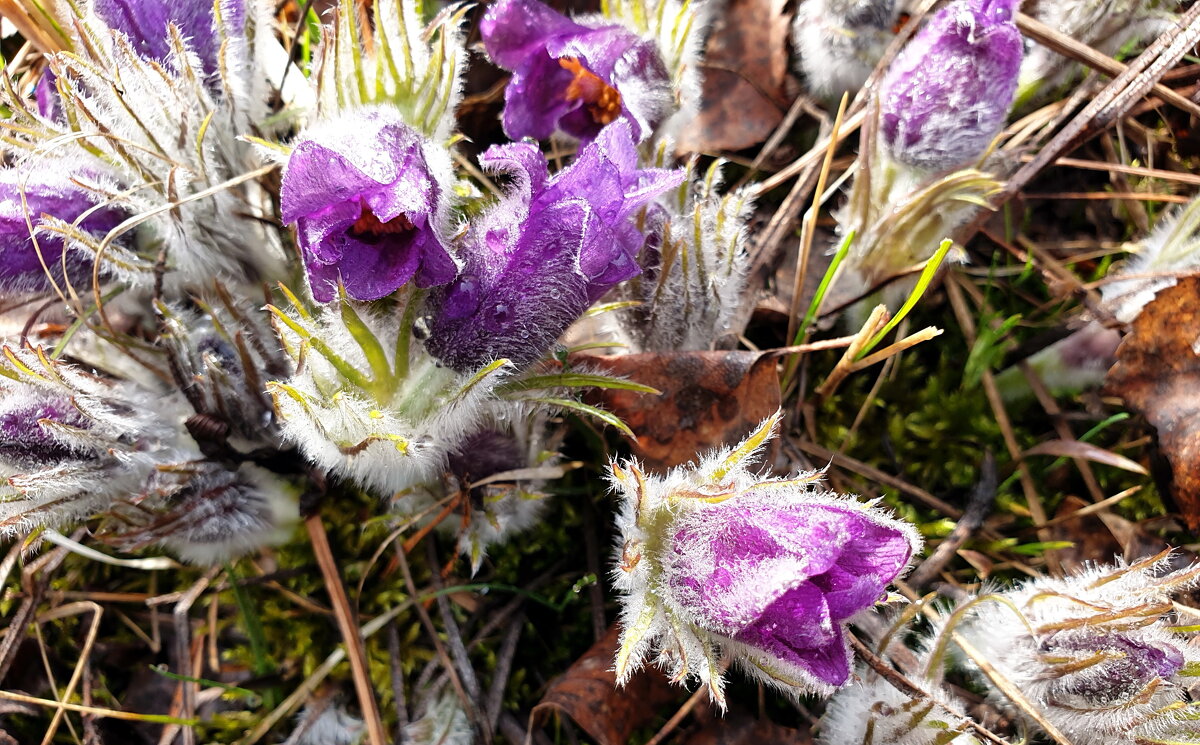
[818, 672, 983, 745]
[280, 107, 459, 303]
[793, 0, 901, 99]
[0, 160, 124, 294]
[481, 0, 672, 142]
[610, 411, 920, 705]
[109, 463, 294, 564]
[957, 555, 1200, 745]
[879, 0, 1021, 171]
[424, 121, 683, 371]
[93, 0, 242, 78]
[0, 345, 186, 536]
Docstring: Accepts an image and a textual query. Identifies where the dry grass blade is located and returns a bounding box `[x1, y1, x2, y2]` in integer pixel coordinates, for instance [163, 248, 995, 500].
[305, 513, 387, 745]
[1016, 12, 1200, 119]
[959, 2, 1200, 245]
[786, 93, 849, 347]
[36, 601, 103, 745]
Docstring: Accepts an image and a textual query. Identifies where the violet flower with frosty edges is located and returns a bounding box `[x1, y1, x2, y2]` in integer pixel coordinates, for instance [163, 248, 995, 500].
[93, 0, 238, 78]
[424, 121, 684, 371]
[481, 0, 672, 142]
[957, 556, 1200, 745]
[281, 107, 458, 303]
[879, 0, 1022, 171]
[610, 411, 920, 705]
[0, 161, 124, 293]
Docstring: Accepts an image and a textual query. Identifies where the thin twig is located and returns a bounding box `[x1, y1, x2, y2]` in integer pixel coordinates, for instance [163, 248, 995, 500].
[908, 454, 998, 588]
[425, 541, 491, 745]
[484, 613, 525, 736]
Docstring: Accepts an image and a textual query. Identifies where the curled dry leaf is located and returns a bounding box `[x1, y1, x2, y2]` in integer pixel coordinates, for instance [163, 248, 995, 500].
[578, 350, 782, 471]
[675, 0, 792, 153]
[531, 624, 678, 745]
[1105, 277, 1200, 530]
[1022, 439, 1148, 475]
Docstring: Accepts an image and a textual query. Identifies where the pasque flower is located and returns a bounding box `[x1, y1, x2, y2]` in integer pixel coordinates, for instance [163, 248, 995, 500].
[281, 107, 458, 303]
[958, 554, 1200, 745]
[0, 345, 185, 537]
[93, 0, 239, 78]
[0, 160, 124, 294]
[481, 0, 672, 142]
[610, 411, 920, 705]
[879, 0, 1022, 171]
[424, 121, 683, 371]
[793, 0, 902, 99]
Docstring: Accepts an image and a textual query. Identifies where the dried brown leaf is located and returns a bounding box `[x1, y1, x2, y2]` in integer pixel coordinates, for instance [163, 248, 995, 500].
[579, 351, 782, 471]
[531, 625, 678, 745]
[675, 0, 792, 153]
[1105, 277, 1200, 530]
[1023, 439, 1148, 475]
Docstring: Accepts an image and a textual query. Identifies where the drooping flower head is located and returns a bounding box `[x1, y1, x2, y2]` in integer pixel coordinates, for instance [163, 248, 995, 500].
[879, 0, 1022, 171]
[481, 0, 673, 143]
[424, 121, 684, 371]
[106, 462, 295, 565]
[93, 0, 238, 78]
[610, 411, 921, 705]
[281, 107, 459, 303]
[0, 159, 124, 294]
[0, 345, 187, 537]
[957, 554, 1200, 745]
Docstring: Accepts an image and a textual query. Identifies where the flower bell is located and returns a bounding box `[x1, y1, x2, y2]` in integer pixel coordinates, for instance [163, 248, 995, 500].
[424, 121, 683, 371]
[878, 0, 1022, 172]
[957, 554, 1200, 745]
[0, 159, 124, 294]
[610, 411, 921, 705]
[280, 107, 459, 303]
[481, 0, 673, 142]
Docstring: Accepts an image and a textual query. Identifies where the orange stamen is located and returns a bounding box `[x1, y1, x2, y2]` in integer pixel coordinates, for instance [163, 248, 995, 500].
[348, 203, 415, 240]
[558, 57, 623, 126]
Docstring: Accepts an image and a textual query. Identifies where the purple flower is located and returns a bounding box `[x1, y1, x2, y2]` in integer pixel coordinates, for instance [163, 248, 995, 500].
[0, 393, 90, 468]
[481, 0, 672, 142]
[93, 0, 237, 78]
[1047, 632, 1185, 708]
[35, 70, 61, 121]
[0, 162, 124, 293]
[280, 108, 458, 303]
[664, 496, 916, 686]
[424, 121, 683, 371]
[611, 412, 921, 703]
[879, 0, 1022, 171]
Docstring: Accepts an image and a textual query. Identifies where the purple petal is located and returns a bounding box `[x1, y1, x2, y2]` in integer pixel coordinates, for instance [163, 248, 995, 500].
[424, 123, 683, 371]
[735, 584, 853, 685]
[879, 0, 1022, 170]
[503, 53, 580, 142]
[280, 109, 456, 302]
[94, 0, 221, 76]
[0, 162, 124, 293]
[481, 0, 589, 69]
[0, 393, 90, 467]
